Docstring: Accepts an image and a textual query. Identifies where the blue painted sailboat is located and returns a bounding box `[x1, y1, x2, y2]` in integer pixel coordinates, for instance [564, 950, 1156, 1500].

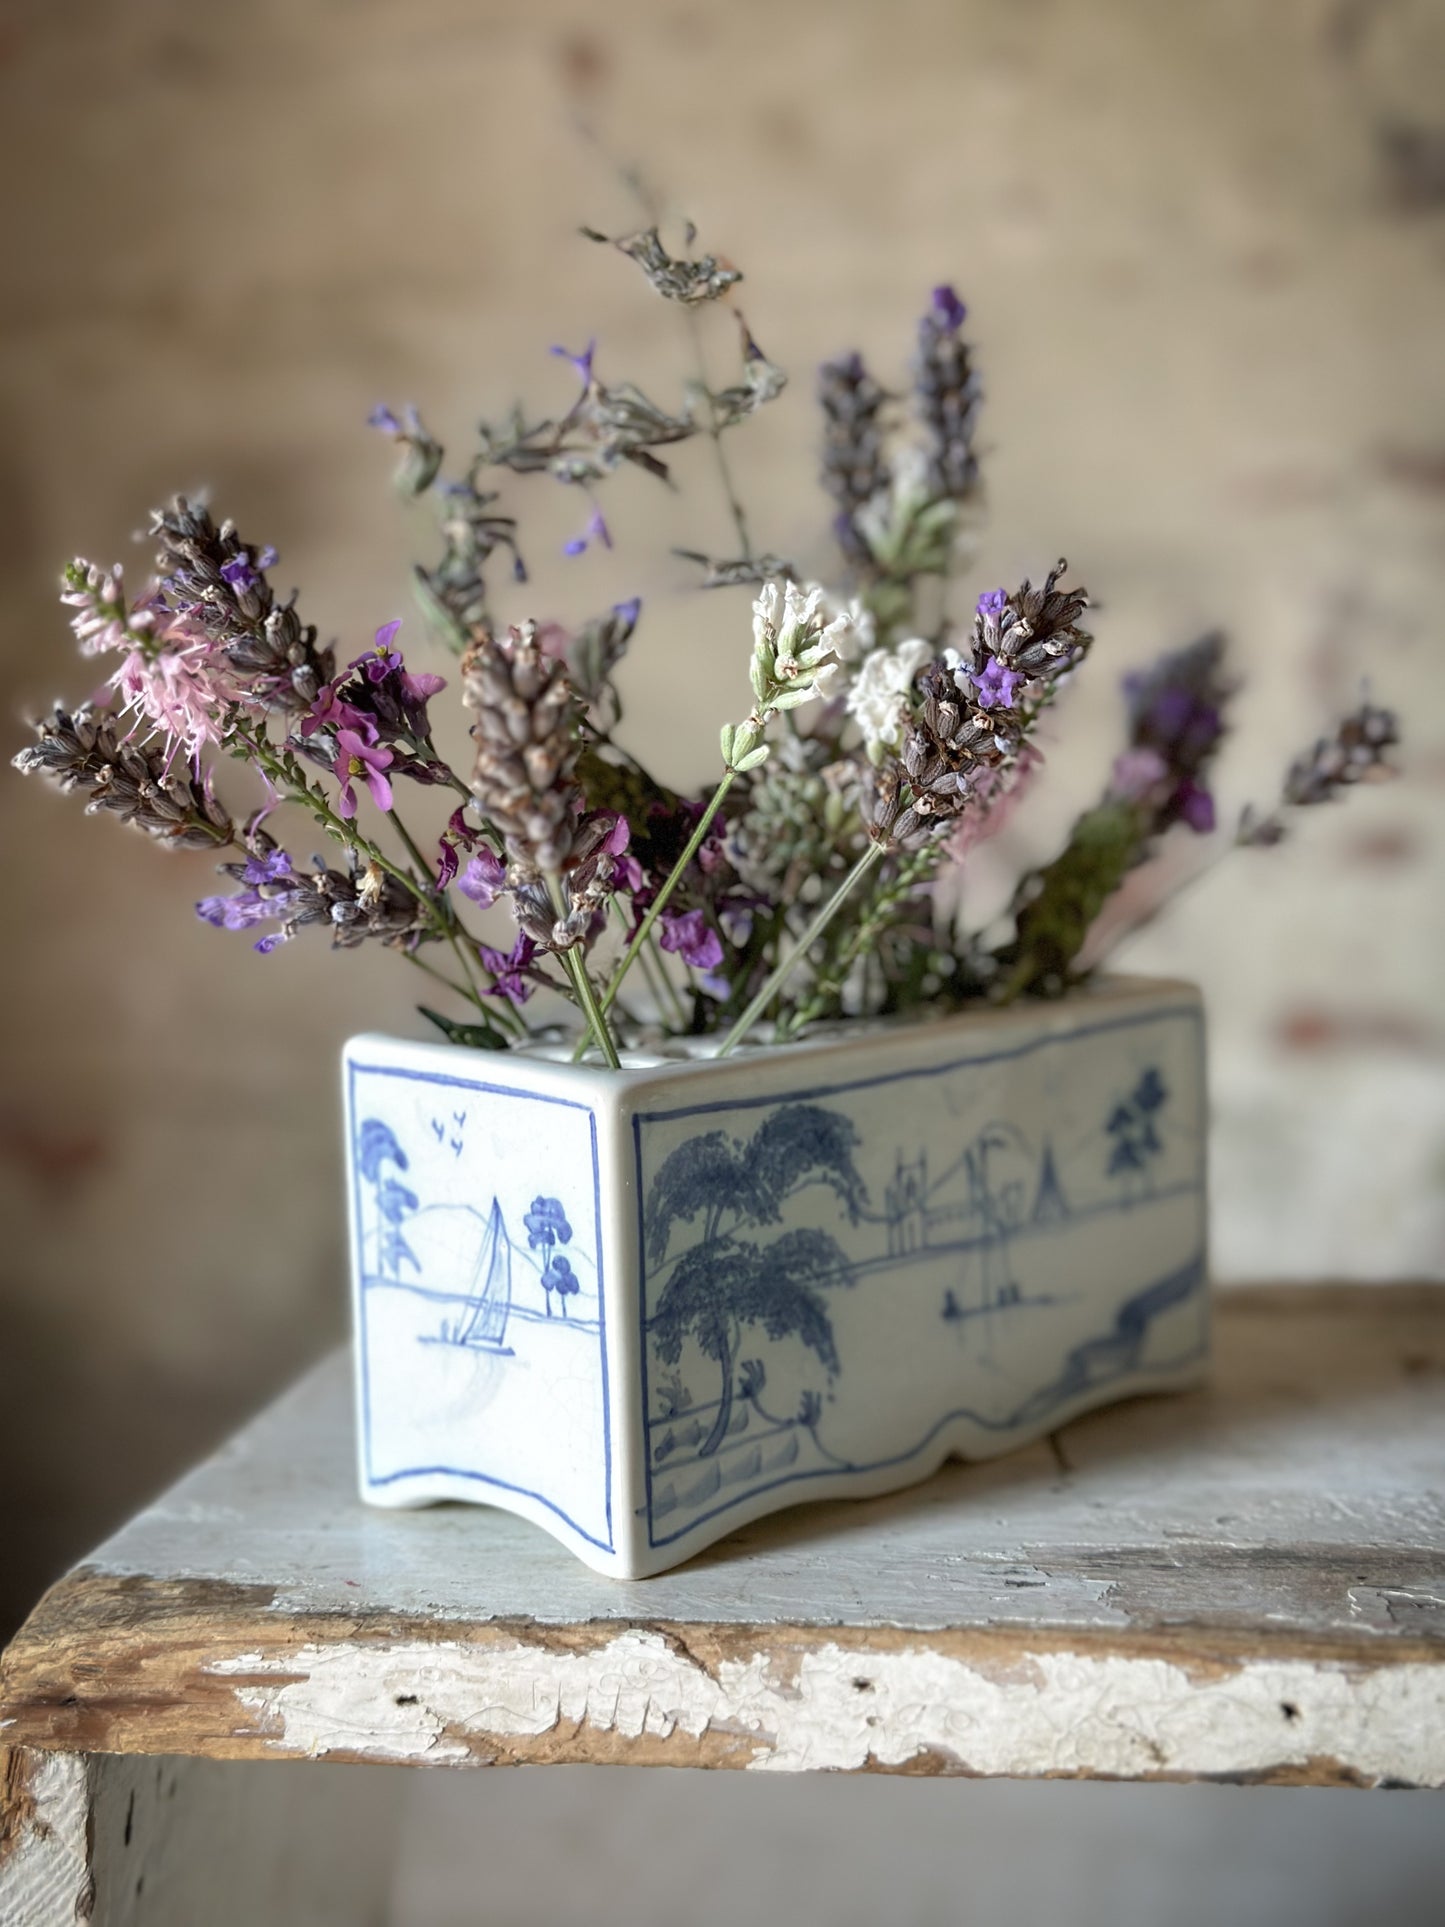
[445, 1198, 514, 1352]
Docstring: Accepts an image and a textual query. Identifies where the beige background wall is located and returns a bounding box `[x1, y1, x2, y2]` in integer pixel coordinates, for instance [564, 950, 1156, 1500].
[2, 0, 1443, 1634]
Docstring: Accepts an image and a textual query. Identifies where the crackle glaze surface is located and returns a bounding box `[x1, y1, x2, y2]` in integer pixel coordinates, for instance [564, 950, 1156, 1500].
[344, 978, 1208, 1576]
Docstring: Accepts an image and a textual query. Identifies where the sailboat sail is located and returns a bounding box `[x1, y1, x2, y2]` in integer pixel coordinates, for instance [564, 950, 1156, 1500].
[455, 1198, 512, 1348]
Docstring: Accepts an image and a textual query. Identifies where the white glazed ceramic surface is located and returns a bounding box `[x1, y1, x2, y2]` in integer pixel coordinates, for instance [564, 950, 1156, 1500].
[343, 976, 1208, 1578]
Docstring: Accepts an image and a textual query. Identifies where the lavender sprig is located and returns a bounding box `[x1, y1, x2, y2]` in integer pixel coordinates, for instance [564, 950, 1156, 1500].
[1240, 702, 1401, 843]
[914, 284, 982, 504]
[819, 351, 891, 568]
[13, 703, 234, 849]
[150, 496, 333, 714]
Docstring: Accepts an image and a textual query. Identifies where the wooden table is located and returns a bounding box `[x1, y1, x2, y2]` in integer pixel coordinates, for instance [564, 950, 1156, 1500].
[3, 1285, 1443, 1924]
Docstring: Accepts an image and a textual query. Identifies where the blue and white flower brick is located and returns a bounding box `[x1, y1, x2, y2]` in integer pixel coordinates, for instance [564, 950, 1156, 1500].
[344, 975, 1208, 1578]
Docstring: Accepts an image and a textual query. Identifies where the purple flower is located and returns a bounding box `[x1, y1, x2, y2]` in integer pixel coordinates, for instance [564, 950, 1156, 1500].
[563, 505, 612, 558]
[970, 655, 1022, 710]
[354, 618, 405, 682]
[478, 933, 537, 1005]
[613, 596, 642, 629]
[196, 889, 275, 932]
[658, 907, 724, 972]
[241, 847, 294, 886]
[457, 847, 506, 907]
[220, 553, 259, 592]
[300, 683, 377, 741]
[399, 665, 446, 707]
[195, 875, 302, 953]
[930, 285, 967, 333]
[333, 729, 394, 818]
[1175, 779, 1216, 834]
[976, 587, 1008, 620]
[550, 339, 596, 389]
[368, 404, 402, 434]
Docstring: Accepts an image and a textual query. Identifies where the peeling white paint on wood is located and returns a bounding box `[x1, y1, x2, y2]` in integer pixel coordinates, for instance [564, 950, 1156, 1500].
[210, 1632, 1445, 1784]
[0, 1750, 92, 1927]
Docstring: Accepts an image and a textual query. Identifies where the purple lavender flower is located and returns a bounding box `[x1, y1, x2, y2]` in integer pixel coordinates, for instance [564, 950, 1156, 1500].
[658, 907, 724, 972]
[457, 846, 506, 907]
[550, 340, 596, 389]
[478, 933, 537, 1005]
[195, 889, 277, 933]
[333, 729, 394, 818]
[195, 870, 304, 952]
[368, 404, 402, 434]
[241, 847, 294, 886]
[976, 587, 1008, 621]
[931, 285, 967, 333]
[971, 655, 1022, 710]
[563, 506, 612, 558]
[218, 547, 278, 594]
[1175, 779, 1216, 834]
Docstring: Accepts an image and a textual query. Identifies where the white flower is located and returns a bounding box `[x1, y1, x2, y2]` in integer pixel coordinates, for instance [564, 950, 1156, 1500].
[749, 578, 856, 711]
[845, 636, 934, 759]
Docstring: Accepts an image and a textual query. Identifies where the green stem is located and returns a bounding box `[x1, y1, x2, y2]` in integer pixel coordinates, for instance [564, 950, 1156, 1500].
[384, 806, 512, 1026]
[637, 935, 686, 1033]
[647, 935, 691, 1030]
[548, 878, 621, 1069]
[403, 950, 479, 1006]
[717, 841, 886, 1057]
[595, 767, 738, 1023]
[782, 845, 936, 1038]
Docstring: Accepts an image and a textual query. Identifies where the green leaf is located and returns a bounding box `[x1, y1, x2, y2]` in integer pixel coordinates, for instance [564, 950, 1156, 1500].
[417, 1004, 511, 1052]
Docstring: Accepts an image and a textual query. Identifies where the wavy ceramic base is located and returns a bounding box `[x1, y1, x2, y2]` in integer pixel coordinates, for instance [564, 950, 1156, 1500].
[344, 975, 1208, 1578]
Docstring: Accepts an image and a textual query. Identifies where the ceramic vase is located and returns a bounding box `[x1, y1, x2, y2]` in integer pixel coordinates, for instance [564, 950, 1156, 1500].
[344, 975, 1208, 1578]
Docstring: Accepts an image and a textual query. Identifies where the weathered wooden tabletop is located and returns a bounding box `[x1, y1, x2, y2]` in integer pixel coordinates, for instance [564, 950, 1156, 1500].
[4, 1286, 1444, 1818]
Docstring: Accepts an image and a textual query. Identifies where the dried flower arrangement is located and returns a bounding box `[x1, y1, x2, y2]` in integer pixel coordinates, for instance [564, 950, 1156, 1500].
[15, 220, 1401, 1069]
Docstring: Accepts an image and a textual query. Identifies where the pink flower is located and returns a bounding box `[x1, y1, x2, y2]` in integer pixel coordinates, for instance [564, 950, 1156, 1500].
[1109, 747, 1169, 803]
[333, 730, 393, 818]
[300, 683, 377, 740]
[108, 632, 243, 771]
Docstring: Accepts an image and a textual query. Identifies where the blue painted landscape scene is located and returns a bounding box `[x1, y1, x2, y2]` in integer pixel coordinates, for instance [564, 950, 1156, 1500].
[636, 1008, 1206, 1547]
[348, 1064, 610, 1551]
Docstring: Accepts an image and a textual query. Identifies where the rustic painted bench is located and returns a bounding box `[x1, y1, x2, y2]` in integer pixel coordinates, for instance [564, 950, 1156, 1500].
[3, 1283, 1443, 1924]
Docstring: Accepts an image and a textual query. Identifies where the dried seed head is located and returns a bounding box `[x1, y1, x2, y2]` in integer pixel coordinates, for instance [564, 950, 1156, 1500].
[461, 621, 584, 876]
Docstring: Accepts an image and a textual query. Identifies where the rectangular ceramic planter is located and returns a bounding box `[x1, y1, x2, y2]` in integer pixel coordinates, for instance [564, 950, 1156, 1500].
[343, 975, 1208, 1578]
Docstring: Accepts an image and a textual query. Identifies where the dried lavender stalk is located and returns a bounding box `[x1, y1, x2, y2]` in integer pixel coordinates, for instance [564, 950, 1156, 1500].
[461, 621, 584, 879]
[819, 352, 890, 567]
[150, 496, 333, 713]
[914, 285, 982, 503]
[13, 703, 234, 849]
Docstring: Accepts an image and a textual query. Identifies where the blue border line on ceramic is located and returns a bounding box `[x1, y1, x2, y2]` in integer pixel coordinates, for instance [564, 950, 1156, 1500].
[632, 1001, 1207, 1550]
[347, 1059, 614, 1553]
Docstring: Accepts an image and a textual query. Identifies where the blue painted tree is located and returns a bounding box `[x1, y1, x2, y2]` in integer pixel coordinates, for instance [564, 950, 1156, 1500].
[357, 1118, 419, 1282]
[646, 1104, 866, 1458]
[1106, 1067, 1170, 1196]
[543, 1253, 579, 1318]
[524, 1195, 574, 1317]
